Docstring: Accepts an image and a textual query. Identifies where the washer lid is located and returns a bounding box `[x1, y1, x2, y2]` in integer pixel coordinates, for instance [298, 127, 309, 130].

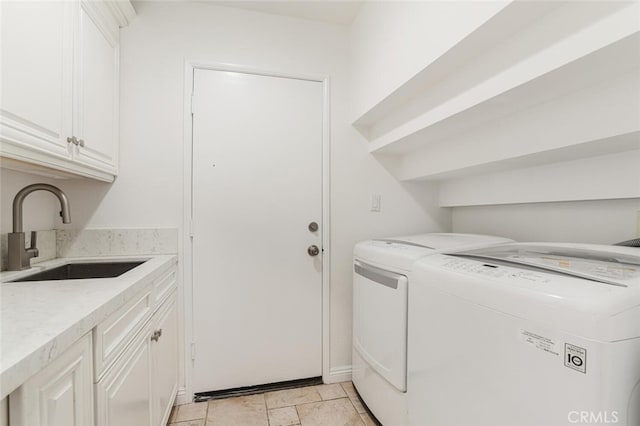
[452, 243, 640, 288]
[385, 233, 512, 251]
[355, 233, 513, 272]
[413, 245, 640, 341]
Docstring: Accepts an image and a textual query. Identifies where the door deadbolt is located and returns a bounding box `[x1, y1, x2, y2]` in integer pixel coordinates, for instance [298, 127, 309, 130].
[308, 221, 319, 232]
[307, 245, 320, 256]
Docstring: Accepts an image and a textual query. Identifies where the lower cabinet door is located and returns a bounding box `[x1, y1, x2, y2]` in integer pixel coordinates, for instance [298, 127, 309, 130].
[10, 333, 94, 426]
[151, 292, 179, 426]
[95, 322, 153, 426]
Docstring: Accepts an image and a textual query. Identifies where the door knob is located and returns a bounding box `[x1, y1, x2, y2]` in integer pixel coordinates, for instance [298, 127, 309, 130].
[307, 245, 320, 256]
[308, 221, 318, 232]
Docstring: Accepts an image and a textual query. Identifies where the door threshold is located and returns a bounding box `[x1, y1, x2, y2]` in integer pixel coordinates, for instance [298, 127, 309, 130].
[194, 376, 323, 402]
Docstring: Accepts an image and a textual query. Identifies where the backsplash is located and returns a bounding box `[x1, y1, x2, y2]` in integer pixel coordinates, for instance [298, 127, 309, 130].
[0, 228, 178, 271]
[57, 228, 178, 257]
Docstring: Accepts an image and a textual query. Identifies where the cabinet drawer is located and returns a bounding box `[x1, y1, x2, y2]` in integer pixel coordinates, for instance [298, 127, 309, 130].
[94, 285, 152, 379]
[153, 266, 177, 306]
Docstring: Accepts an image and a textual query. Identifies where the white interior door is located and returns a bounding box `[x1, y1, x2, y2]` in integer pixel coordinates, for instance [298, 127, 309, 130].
[191, 68, 323, 392]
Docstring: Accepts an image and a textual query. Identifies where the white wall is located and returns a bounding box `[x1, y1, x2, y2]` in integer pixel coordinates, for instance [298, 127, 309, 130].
[349, 0, 509, 119]
[51, 1, 449, 393]
[452, 199, 640, 243]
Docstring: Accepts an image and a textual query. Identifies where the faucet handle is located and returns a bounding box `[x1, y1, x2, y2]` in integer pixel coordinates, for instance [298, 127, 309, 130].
[29, 231, 37, 249]
[28, 231, 39, 259]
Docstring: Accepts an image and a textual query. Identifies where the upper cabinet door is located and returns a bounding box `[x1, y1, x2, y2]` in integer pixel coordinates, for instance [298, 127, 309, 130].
[73, 1, 119, 175]
[0, 1, 74, 160]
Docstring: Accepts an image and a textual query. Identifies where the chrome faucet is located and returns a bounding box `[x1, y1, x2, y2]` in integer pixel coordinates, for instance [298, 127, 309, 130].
[8, 184, 71, 271]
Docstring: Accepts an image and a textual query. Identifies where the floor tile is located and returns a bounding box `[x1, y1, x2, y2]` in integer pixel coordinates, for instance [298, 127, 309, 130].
[360, 413, 380, 426]
[340, 382, 357, 398]
[349, 395, 367, 414]
[265, 386, 321, 409]
[297, 398, 364, 426]
[206, 394, 268, 426]
[169, 420, 205, 426]
[175, 402, 208, 422]
[315, 383, 347, 400]
[169, 406, 178, 423]
[268, 406, 300, 426]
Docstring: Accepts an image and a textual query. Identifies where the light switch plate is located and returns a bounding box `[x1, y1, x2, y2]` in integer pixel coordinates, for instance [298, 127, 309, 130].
[370, 194, 381, 212]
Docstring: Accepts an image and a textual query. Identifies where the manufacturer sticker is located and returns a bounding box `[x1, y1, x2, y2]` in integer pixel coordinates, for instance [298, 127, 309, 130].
[520, 329, 559, 356]
[565, 343, 587, 374]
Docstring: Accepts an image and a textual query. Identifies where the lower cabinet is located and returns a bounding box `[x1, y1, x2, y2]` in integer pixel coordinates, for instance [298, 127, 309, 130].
[8, 270, 179, 426]
[95, 321, 153, 426]
[9, 333, 94, 426]
[95, 291, 178, 426]
[152, 295, 179, 426]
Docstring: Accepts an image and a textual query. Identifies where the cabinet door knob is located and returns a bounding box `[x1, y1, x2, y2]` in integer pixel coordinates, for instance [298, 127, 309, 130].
[66, 136, 85, 147]
[307, 245, 320, 256]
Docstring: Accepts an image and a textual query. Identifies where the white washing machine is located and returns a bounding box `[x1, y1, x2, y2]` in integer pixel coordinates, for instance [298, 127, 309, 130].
[408, 242, 640, 426]
[352, 233, 513, 426]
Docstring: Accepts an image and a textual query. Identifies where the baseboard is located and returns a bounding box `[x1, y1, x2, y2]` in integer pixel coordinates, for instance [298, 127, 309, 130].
[174, 387, 191, 405]
[324, 365, 352, 384]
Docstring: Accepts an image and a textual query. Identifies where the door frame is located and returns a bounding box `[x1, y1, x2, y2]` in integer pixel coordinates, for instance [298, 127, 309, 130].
[179, 61, 331, 403]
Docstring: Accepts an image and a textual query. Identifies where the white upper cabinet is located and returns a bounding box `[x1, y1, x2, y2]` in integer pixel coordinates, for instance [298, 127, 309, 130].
[74, 0, 120, 175]
[0, 1, 74, 161]
[0, 0, 135, 182]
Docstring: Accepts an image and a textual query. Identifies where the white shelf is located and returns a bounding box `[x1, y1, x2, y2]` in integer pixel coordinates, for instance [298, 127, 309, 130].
[408, 131, 640, 183]
[353, 1, 640, 207]
[438, 149, 640, 207]
[354, 1, 640, 155]
[353, 0, 561, 132]
[397, 69, 640, 181]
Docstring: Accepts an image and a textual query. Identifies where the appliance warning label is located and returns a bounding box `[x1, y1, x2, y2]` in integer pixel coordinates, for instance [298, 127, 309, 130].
[565, 343, 587, 374]
[519, 330, 559, 356]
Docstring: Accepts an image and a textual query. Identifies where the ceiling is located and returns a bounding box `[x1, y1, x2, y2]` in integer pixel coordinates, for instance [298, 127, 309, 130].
[207, 1, 363, 25]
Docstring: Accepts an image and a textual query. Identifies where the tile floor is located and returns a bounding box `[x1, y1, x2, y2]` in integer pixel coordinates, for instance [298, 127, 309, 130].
[167, 382, 381, 426]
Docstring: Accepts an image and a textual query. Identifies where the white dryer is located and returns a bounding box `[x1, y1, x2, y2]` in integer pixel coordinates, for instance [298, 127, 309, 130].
[408, 243, 640, 426]
[352, 233, 512, 426]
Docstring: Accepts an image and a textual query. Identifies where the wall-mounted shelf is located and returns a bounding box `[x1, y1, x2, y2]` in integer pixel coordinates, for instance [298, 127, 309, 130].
[353, 0, 640, 207]
[402, 131, 640, 182]
[372, 33, 639, 156]
[352, 0, 563, 132]
[438, 149, 640, 207]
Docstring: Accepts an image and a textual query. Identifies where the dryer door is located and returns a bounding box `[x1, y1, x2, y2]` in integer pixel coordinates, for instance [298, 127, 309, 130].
[353, 260, 408, 392]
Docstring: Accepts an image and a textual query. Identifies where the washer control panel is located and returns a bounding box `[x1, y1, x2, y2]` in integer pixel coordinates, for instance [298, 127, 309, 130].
[441, 258, 553, 283]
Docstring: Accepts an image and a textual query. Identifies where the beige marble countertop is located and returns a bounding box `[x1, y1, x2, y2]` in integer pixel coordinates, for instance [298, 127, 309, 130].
[0, 254, 177, 399]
